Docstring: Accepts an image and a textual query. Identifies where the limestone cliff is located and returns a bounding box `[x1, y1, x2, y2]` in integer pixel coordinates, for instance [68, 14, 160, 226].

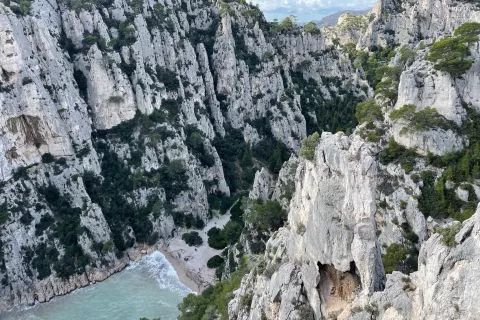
[0, 0, 366, 311]
[227, 1, 480, 319]
[229, 132, 384, 320]
[1, 0, 480, 317]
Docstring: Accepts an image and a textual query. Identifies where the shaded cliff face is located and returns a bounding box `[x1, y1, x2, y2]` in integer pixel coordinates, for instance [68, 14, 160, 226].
[0, 0, 369, 312]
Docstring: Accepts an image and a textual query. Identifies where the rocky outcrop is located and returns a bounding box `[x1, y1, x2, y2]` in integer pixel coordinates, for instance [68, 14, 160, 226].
[229, 133, 385, 320]
[249, 168, 273, 203]
[359, 0, 480, 48]
[391, 123, 465, 156]
[323, 12, 373, 46]
[229, 1, 480, 319]
[394, 41, 480, 123]
[342, 204, 480, 320]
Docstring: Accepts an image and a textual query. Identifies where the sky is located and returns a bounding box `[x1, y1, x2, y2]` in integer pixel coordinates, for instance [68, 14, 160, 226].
[251, 0, 377, 22]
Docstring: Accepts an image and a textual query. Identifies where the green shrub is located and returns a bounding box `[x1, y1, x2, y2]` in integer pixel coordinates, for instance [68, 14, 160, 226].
[32, 243, 58, 280]
[241, 293, 253, 310]
[19, 212, 34, 225]
[375, 66, 401, 82]
[12, 0, 32, 16]
[382, 243, 407, 274]
[454, 22, 480, 44]
[82, 35, 99, 46]
[304, 21, 320, 34]
[82, 33, 107, 51]
[278, 15, 297, 31]
[110, 22, 136, 50]
[178, 258, 249, 320]
[207, 255, 225, 269]
[300, 132, 320, 161]
[156, 66, 179, 91]
[41, 153, 55, 163]
[355, 100, 382, 124]
[162, 160, 189, 201]
[207, 220, 244, 250]
[434, 224, 461, 247]
[418, 170, 477, 222]
[207, 227, 226, 249]
[379, 138, 417, 173]
[108, 96, 124, 104]
[374, 77, 398, 102]
[296, 222, 306, 235]
[390, 104, 457, 134]
[185, 126, 215, 167]
[418, 171, 446, 218]
[0, 204, 10, 225]
[184, 214, 205, 229]
[398, 45, 415, 66]
[182, 231, 203, 247]
[244, 199, 286, 232]
[35, 215, 54, 235]
[401, 222, 419, 244]
[101, 240, 114, 254]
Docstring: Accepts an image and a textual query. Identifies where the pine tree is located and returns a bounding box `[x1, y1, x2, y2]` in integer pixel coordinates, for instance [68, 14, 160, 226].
[459, 153, 471, 180]
[241, 144, 253, 167]
[268, 147, 283, 174]
[472, 163, 480, 180]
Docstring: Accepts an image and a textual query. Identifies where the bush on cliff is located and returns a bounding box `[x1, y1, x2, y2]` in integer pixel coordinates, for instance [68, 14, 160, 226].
[426, 22, 480, 77]
[355, 100, 382, 124]
[300, 132, 320, 161]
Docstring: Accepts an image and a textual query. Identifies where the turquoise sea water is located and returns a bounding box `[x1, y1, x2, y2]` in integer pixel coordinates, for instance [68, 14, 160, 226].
[1, 252, 191, 320]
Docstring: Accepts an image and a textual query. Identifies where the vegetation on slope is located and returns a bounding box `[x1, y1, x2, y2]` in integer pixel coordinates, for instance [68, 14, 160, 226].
[418, 107, 480, 222]
[178, 258, 249, 320]
[426, 22, 480, 77]
[390, 104, 457, 134]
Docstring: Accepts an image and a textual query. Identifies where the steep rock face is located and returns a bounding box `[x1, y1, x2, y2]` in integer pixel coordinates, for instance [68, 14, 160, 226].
[249, 168, 273, 203]
[359, 0, 480, 48]
[0, 0, 370, 311]
[323, 12, 373, 46]
[393, 41, 480, 122]
[0, 11, 91, 180]
[391, 123, 464, 156]
[378, 3, 480, 155]
[289, 133, 384, 295]
[231, 1, 480, 320]
[229, 133, 385, 320]
[344, 204, 480, 320]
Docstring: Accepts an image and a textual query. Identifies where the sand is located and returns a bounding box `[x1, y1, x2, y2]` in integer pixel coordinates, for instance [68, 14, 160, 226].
[158, 213, 232, 293]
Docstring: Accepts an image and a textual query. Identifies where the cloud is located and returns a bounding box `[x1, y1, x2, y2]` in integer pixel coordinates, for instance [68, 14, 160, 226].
[251, 0, 377, 21]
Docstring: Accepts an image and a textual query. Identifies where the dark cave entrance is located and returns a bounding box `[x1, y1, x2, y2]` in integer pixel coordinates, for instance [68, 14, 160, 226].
[317, 261, 362, 318]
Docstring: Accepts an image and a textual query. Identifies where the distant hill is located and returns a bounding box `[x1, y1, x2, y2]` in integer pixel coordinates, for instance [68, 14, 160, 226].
[316, 9, 371, 27]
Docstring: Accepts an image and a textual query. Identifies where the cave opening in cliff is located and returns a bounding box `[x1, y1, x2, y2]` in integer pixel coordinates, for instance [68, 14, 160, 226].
[317, 261, 361, 318]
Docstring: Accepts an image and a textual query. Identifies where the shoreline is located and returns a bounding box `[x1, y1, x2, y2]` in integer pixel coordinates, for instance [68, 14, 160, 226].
[158, 248, 202, 293]
[0, 214, 231, 312]
[157, 212, 232, 294]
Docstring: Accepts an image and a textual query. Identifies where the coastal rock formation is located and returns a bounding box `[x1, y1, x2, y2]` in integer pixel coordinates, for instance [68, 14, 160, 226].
[0, 0, 367, 311]
[1, 0, 480, 317]
[228, 1, 480, 319]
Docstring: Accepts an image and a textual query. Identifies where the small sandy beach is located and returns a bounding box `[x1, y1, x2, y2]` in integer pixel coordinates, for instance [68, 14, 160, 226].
[158, 213, 232, 293]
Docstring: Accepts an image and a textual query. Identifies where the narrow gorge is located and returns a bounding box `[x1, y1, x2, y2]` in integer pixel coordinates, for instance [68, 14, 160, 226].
[0, 0, 480, 319]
